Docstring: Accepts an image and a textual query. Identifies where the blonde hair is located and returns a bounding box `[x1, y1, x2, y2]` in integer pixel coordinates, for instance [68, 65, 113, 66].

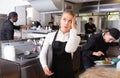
[80, 67, 117, 78]
[62, 11, 75, 17]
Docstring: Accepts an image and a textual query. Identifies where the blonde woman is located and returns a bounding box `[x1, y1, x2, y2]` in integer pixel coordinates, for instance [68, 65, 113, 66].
[40, 11, 81, 78]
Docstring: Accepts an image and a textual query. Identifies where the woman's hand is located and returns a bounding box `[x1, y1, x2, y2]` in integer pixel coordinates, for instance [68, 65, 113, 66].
[43, 66, 54, 76]
[71, 15, 77, 29]
[93, 51, 104, 57]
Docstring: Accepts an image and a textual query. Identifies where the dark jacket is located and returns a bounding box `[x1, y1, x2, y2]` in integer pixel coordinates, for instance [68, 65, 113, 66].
[0, 20, 20, 40]
[84, 23, 96, 34]
[82, 33, 110, 61]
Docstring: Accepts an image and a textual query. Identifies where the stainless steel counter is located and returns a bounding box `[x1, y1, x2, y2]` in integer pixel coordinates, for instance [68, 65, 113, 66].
[0, 55, 45, 78]
[0, 38, 45, 78]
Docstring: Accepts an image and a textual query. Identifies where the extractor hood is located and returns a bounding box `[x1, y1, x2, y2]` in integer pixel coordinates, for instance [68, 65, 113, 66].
[66, 0, 100, 3]
[27, 0, 64, 13]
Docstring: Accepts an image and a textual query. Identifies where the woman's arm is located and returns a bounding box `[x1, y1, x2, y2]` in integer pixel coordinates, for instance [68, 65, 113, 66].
[65, 15, 81, 52]
[39, 34, 50, 68]
[65, 16, 81, 53]
[39, 32, 55, 76]
[65, 29, 80, 53]
[39, 32, 55, 68]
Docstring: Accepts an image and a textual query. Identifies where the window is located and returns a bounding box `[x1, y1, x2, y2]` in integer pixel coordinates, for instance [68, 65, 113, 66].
[108, 12, 119, 20]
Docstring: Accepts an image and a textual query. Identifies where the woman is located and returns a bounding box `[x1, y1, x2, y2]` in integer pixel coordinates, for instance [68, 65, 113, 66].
[82, 28, 120, 70]
[40, 11, 81, 78]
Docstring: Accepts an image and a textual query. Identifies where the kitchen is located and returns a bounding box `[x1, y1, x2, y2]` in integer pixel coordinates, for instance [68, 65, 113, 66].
[0, 0, 120, 78]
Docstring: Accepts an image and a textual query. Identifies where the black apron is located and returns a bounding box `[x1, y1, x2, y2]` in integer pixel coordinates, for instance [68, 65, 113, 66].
[50, 31, 75, 78]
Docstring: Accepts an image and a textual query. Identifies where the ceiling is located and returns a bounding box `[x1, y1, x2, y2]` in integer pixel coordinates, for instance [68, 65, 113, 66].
[66, 0, 100, 3]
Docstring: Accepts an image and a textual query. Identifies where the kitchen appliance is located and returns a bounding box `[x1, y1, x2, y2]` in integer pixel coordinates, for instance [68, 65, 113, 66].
[27, 0, 64, 13]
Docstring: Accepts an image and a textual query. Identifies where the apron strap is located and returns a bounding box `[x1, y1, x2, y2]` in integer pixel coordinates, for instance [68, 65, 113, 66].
[53, 30, 59, 41]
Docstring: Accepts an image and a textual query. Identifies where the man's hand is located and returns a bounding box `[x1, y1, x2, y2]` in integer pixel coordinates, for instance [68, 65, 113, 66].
[21, 25, 31, 29]
[93, 51, 104, 57]
[105, 58, 111, 61]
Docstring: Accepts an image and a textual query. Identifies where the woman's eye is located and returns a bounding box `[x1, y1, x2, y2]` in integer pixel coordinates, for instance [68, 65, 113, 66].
[63, 18, 66, 21]
[68, 20, 72, 23]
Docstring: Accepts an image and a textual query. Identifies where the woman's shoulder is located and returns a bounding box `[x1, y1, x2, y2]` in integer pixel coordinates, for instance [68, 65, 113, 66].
[46, 31, 57, 39]
[47, 31, 56, 36]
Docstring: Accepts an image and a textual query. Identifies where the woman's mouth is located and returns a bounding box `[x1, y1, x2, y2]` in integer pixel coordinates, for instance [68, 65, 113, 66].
[64, 26, 68, 29]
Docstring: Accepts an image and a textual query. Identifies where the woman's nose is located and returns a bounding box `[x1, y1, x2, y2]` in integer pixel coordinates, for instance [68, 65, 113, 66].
[65, 21, 69, 25]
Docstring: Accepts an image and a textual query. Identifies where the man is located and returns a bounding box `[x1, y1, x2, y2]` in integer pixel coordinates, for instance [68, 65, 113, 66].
[0, 12, 29, 40]
[82, 28, 120, 70]
[84, 18, 96, 39]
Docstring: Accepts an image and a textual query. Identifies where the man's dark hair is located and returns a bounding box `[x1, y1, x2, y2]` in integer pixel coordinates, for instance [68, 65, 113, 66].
[8, 12, 18, 19]
[89, 18, 93, 21]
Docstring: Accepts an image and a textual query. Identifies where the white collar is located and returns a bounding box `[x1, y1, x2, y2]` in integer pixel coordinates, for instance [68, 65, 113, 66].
[58, 30, 69, 36]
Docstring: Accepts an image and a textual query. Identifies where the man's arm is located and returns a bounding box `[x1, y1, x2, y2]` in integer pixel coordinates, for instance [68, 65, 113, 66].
[13, 25, 30, 30]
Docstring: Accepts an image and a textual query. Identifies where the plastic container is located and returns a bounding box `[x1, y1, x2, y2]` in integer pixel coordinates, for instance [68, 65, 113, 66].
[2, 44, 15, 60]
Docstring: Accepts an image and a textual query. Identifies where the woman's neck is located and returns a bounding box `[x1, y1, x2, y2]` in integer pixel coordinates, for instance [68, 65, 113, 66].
[60, 29, 69, 34]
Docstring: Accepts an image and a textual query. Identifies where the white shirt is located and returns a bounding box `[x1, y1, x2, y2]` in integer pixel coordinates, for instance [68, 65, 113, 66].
[40, 29, 81, 68]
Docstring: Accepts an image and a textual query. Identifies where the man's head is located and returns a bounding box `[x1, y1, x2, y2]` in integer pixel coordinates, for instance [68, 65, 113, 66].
[8, 12, 18, 22]
[103, 28, 120, 43]
[88, 17, 93, 24]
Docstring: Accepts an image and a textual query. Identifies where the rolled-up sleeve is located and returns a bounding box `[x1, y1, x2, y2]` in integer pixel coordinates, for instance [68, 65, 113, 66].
[39, 32, 55, 68]
[40, 34, 51, 68]
[65, 29, 81, 53]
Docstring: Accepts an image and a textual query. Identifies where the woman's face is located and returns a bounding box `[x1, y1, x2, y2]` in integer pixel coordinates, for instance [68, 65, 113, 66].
[60, 12, 74, 33]
[104, 32, 116, 43]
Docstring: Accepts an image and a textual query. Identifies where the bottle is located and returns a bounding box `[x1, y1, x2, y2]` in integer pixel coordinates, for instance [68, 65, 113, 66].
[37, 25, 41, 30]
[45, 26, 48, 30]
[116, 59, 120, 78]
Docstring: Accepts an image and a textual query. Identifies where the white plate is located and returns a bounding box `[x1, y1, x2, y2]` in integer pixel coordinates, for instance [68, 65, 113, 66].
[94, 60, 114, 66]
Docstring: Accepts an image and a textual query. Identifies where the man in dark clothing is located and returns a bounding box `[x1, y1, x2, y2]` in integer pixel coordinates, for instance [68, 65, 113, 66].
[82, 28, 120, 70]
[84, 18, 96, 39]
[0, 12, 29, 40]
